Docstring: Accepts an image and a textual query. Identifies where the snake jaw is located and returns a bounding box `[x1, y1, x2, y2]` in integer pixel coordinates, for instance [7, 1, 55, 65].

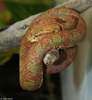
[30, 27, 61, 43]
[30, 32, 52, 42]
[30, 30, 60, 43]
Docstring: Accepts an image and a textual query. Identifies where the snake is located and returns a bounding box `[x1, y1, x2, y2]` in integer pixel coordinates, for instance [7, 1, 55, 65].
[19, 7, 86, 91]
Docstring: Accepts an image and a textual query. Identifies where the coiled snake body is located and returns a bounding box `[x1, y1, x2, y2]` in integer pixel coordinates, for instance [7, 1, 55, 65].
[20, 7, 86, 91]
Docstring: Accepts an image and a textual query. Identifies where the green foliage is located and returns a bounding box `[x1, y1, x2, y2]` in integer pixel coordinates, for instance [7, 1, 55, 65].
[0, 47, 19, 65]
[0, 10, 11, 23]
[60, 0, 64, 4]
[2, 0, 52, 5]
[5, 1, 51, 22]
[0, 22, 6, 27]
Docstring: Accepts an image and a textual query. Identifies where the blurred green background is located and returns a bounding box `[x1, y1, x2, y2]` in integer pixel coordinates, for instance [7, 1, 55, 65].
[0, 0, 52, 27]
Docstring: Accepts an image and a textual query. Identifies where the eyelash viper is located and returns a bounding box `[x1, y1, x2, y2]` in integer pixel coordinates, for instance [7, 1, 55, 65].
[19, 7, 86, 91]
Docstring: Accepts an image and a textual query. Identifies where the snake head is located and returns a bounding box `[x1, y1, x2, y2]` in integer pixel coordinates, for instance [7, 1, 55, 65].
[27, 18, 61, 42]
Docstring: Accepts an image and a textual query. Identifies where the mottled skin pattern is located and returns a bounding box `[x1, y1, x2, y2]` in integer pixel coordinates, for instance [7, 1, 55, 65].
[20, 7, 86, 91]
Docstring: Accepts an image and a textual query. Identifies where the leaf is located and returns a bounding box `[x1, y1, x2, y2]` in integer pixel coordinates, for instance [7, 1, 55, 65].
[0, 47, 19, 65]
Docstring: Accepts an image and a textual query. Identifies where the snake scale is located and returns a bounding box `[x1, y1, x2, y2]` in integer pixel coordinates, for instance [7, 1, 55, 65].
[19, 7, 86, 91]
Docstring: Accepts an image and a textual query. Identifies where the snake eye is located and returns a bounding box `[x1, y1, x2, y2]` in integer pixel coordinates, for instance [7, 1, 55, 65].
[35, 33, 38, 37]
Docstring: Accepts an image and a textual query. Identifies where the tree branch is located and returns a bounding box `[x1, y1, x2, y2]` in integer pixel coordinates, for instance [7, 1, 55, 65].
[0, 0, 92, 52]
[0, 0, 92, 65]
[58, 0, 92, 13]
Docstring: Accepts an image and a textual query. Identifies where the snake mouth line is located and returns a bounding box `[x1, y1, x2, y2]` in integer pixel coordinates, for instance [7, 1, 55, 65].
[35, 31, 56, 37]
